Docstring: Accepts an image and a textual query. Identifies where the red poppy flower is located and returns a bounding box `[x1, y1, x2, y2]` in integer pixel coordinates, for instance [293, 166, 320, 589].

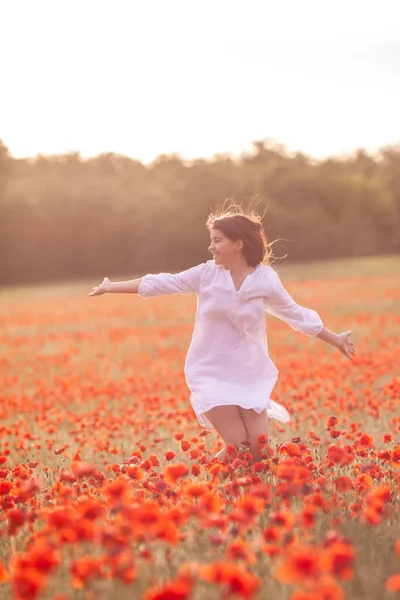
[327, 416, 339, 428]
[386, 574, 400, 592]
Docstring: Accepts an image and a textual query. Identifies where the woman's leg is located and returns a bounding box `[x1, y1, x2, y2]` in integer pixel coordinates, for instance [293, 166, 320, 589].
[237, 407, 269, 461]
[203, 405, 249, 461]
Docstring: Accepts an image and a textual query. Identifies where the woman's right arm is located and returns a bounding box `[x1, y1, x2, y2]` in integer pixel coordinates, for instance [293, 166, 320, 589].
[89, 262, 207, 298]
[89, 277, 142, 296]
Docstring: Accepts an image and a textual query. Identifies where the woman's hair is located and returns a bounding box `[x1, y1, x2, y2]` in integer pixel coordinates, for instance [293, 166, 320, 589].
[206, 199, 275, 267]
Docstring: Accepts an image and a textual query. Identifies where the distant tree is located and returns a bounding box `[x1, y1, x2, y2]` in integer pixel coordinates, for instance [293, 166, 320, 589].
[0, 138, 399, 285]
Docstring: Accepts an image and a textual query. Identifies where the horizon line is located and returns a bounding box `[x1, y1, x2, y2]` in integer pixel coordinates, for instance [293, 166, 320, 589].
[3, 137, 400, 166]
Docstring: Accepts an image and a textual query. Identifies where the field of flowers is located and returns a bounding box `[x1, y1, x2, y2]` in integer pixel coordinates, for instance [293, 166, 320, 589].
[1, 256, 399, 600]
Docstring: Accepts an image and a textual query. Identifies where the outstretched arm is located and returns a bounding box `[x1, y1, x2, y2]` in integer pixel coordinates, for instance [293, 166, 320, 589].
[89, 277, 142, 296]
[264, 268, 324, 337]
[89, 263, 206, 298]
[264, 268, 356, 360]
[317, 327, 356, 360]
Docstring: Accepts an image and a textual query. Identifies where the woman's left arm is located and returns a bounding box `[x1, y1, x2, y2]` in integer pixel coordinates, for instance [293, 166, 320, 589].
[264, 268, 356, 360]
[316, 327, 356, 360]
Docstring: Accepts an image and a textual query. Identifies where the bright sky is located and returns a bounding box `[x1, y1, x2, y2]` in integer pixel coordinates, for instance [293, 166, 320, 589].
[1, 0, 399, 163]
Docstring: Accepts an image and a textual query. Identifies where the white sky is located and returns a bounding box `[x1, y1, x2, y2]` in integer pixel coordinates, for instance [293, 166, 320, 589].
[0, 0, 399, 163]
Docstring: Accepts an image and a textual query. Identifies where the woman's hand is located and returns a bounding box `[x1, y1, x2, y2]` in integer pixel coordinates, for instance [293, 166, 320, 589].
[337, 330, 356, 360]
[89, 277, 111, 296]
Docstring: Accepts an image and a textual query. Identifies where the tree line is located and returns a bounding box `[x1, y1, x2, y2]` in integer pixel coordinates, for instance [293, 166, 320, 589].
[1, 139, 399, 285]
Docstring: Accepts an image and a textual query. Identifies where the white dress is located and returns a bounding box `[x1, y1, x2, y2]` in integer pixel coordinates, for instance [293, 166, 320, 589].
[138, 260, 323, 431]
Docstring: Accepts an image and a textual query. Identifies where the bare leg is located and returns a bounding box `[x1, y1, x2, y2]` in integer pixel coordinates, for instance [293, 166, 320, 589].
[237, 407, 269, 461]
[203, 405, 249, 461]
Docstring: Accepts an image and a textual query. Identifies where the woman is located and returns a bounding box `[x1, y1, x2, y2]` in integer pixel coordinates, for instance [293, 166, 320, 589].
[89, 206, 356, 462]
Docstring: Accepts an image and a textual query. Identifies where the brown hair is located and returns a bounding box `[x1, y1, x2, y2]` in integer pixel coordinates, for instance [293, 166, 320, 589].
[206, 199, 275, 267]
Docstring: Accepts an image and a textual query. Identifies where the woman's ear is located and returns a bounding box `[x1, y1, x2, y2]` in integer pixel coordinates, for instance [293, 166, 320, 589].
[236, 239, 244, 251]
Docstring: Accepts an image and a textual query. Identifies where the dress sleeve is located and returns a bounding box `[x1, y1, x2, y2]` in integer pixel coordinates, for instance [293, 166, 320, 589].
[264, 268, 324, 337]
[138, 263, 205, 298]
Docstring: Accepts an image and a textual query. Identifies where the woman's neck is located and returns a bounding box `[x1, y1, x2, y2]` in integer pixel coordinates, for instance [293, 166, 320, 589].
[224, 259, 256, 276]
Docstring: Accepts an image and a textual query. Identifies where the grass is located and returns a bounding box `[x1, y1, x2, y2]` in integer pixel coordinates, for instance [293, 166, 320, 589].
[0, 254, 399, 600]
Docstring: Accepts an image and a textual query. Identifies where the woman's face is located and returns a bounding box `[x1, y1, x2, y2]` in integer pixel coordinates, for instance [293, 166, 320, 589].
[208, 228, 243, 267]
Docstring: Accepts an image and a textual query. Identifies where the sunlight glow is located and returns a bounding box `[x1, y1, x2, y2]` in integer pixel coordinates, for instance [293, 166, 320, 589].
[1, 0, 399, 162]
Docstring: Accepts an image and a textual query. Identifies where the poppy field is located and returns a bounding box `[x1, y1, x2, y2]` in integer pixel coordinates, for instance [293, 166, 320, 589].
[1, 256, 400, 600]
